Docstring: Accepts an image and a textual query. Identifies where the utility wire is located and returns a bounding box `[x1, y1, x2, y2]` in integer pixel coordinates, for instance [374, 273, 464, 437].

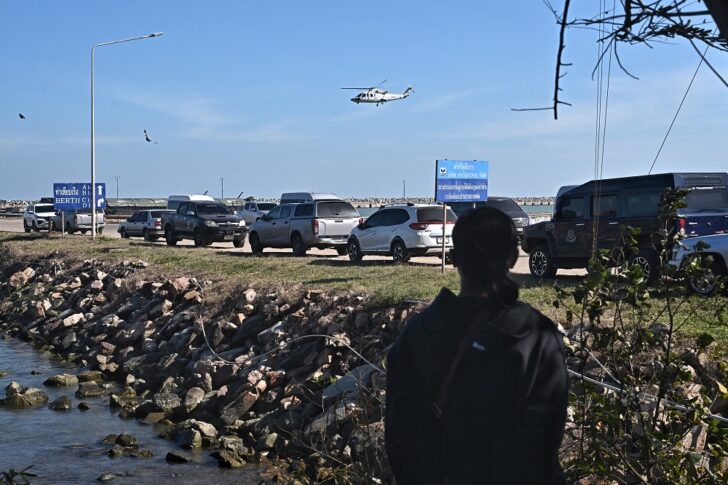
[648, 40, 711, 174]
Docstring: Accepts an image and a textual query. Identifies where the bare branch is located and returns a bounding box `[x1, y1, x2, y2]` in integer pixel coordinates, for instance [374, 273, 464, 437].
[553, 0, 573, 120]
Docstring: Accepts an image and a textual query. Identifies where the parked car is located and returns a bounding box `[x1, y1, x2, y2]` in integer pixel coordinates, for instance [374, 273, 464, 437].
[23, 203, 56, 232]
[118, 209, 174, 241]
[347, 204, 458, 263]
[669, 234, 728, 295]
[235, 201, 277, 225]
[52, 209, 106, 234]
[248, 200, 360, 256]
[449, 196, 530, 236]
[161, 200, 246, 247]
[522, 172, 728, 282]
[167, 194, 216, 211]
[280, 192, 340, 204]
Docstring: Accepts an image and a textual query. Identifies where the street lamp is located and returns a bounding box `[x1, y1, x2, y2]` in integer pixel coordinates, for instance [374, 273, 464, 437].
[91, 32, 163, 239]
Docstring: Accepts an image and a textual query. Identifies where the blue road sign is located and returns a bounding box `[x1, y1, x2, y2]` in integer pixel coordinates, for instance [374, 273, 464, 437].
[53, 183, 107, 210]
[435, 160, 488, 203]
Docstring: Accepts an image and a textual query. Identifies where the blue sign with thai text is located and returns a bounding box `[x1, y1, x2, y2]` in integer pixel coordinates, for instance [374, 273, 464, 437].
[435, 160, 488, 203]
[53, 183, 107, 210]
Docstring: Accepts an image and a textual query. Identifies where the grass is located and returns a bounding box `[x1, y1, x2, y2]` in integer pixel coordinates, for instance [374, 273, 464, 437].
[1, 231, 726, 343]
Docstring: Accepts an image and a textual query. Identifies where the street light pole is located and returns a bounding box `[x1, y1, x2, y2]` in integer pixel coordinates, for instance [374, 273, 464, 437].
[115, 176, 120, 199]
[91, 32, 163, 239]
[220, 177, 224, 199]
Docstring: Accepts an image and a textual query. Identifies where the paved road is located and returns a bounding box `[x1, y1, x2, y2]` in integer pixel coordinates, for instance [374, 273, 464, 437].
[0, 217, 586, 277]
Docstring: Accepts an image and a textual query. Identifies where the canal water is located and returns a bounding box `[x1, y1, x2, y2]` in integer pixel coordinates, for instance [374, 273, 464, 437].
[0, 338, 261, 484]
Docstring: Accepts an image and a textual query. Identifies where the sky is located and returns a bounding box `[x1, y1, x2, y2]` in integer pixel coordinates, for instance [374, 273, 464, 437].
[1, 1, 726, 200]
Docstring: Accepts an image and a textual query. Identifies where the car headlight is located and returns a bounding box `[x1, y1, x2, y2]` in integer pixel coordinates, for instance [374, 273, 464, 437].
[204, 220, 218, 227]
[238, 221, 246, 227]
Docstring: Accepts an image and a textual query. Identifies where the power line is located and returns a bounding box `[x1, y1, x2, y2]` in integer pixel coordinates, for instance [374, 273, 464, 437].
[648, 41, 710, 174]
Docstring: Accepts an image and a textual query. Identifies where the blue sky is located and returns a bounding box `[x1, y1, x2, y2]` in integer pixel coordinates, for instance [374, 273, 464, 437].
[1, 1, 726, 200]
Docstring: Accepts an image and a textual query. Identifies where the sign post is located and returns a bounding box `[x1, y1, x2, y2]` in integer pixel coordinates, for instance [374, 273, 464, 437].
[435, 160, 489, 272]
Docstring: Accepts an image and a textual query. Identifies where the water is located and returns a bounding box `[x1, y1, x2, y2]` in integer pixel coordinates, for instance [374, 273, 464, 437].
[0, 338, 261, 484]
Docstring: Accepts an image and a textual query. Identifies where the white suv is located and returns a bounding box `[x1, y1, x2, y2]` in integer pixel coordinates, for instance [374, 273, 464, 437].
[347, 204, 457, 263]
[23, 203, 56, 232]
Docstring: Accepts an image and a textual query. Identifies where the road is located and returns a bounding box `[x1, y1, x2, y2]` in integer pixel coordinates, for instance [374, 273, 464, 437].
[0, 217, 586, 277]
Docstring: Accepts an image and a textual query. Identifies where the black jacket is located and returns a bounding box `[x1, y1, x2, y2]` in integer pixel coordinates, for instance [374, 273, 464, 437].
[385, 289, 568, 485]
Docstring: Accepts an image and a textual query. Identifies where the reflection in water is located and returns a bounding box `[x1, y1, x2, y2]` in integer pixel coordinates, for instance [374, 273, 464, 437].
[0, 338, 260, 484]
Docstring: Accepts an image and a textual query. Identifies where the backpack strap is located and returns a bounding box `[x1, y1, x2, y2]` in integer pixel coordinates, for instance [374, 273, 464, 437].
[432, 305, 508, 420]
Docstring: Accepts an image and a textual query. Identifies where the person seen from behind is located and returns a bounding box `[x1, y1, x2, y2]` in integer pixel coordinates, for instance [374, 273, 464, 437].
[385, 207, 568, 484]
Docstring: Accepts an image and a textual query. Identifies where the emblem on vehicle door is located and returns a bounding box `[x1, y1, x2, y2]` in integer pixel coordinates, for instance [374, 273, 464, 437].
[565, 229, 577, 243]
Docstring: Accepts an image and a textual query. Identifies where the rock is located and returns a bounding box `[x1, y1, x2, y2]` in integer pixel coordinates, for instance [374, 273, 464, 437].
[76, 381, 105, 398]
[219, 389, 259, 425]
[62, 313, 85, 327]
[97, 473, 115, 482]
[0, 371, 7, 378]
[243, 289, 257, 304]
[213, 450, 246, 468]
[9, 268, 35, 288]
[175, 428, 202, 449]
[353, 312, 370, 330]
[78, 402, 91, 411]
[183, 387, 205, 413]
[107, 445, 125, 458]
[142, 412, 167, 424]
[183, 291, 203, 304]
[44, 373, 79, 387]
[77, 370, 104, 383]
[49, 396, 72, 411]
[115, 433, 139, 448]
[255, 432, 279, 451]
[2, 382, 49, 408]
[130, 449, 154, 459]
[166, 451, 192, 464]
[153, 392, 181, 412]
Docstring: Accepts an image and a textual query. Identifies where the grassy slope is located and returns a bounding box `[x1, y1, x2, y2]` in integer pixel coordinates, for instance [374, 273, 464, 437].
[1, 232, 726, 343]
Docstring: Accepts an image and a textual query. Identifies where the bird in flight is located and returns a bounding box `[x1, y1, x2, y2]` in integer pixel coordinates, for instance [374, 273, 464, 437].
[144, 129, 157, 144]
[18, 113, 26, 120]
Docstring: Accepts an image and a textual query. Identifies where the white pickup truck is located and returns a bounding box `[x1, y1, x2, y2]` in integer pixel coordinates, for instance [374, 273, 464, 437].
[248, 200, 361, 256]
[235, 201, 277, 225]
[53, 209, 106, 234]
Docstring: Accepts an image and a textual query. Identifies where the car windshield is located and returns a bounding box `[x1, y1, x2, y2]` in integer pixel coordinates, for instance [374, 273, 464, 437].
[317, 201, 359, 217]
[417, 207, 458, 222]
[485, 198, 521, 212]
[196, 203, 231, 215]
[684, 188, 728, 211]
[35, 204, 55, 213]
[256, 203, 276, 211]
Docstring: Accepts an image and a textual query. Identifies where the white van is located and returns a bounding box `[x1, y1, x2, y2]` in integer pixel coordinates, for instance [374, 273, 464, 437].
[167, 194, 216, 211]
[280, 192, 341, 205]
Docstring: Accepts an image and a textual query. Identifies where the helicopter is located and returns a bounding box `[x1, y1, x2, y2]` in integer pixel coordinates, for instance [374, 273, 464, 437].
[341, 80, 414, 106]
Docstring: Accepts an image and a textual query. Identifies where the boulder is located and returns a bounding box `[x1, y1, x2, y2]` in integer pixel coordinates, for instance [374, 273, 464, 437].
[115, 433, 139, 449]
[76, 381, 105, 398]
[213, 450, 246, 468]
[44, 373, 79, 387]
[77, 370, 104, 383]
[166, 451, 192, 464]
[219, 389, 259, 425]
[1, 382, 49, 408]
[49, 396, 72, 411]
[62, 313, 85, 327]
[153, 392, 181, 412]
[183, 387, 205, 413]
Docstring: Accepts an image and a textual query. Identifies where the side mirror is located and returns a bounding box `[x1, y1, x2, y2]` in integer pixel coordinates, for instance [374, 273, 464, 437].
[358, 223, 368, 230]
[187, 210, 196, 216]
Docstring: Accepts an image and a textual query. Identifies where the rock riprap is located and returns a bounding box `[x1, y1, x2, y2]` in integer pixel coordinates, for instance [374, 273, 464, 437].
[1, 381, 49, 408]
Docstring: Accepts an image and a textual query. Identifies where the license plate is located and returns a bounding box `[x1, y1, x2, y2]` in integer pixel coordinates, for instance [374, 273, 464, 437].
[223, 234, 235, 241]
[435, 237, 450, 244]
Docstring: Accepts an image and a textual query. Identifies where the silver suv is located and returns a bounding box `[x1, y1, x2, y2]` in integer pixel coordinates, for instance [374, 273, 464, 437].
[249, 200, 361, 256]
[347, 204, 457, 263]
[23, 203, 56, 232]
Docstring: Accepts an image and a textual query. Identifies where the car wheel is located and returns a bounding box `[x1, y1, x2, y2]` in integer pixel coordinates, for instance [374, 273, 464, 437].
[143, 229, 152, 242]
[165, 227, 178, 246]
[336, 247, 348, 256]
[80, 229, 88, 234]
[32, 221, 38, 232]
[98, 228, 103, 236]
[529, 245, 557, 279]
[391, 240, 410, 264]
[120, 228, 128, 239]
[193, 229, 205, 247]
[23, 221, 31, 233]
[687, 256, 724, 296]
[348, 239, 363, 263]
[250, 232, 264, 255]
[233, 237, 245, 248]
[291, 233, 307, 257]
[629, 249, 660, 284]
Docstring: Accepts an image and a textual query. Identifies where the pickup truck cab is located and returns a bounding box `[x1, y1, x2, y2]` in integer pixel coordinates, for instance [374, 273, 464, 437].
[522, 172, 728, 283]
[53, 209, 105, 235]
[235, 201, 277, 225]
[162, 201, 247, 247]
[249, 200, 361, 256]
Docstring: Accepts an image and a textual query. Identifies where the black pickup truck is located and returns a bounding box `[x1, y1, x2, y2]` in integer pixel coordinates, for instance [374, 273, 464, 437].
[161, 201, 247, 247]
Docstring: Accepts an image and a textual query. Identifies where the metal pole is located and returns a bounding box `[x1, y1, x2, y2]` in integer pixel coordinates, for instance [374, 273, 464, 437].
[61, 212, 65, 238]
[441, 203, 447, 273]
[91, 46, 96, 239]
[403, 179, 406, 201]
[221, 177, 224, 198]
[115, 176, 120, 198]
